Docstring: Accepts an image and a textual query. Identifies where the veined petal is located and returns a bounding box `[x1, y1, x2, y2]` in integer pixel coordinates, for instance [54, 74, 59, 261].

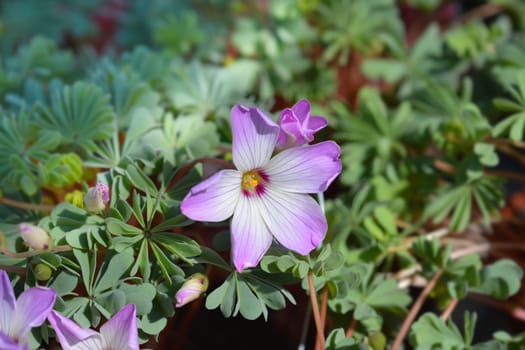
[0, 271, 16, 336]
[181, 170, 242, 222]
[265, 141, 341, 193]
[259, 188, 326, 255]
[0, 331, 25, 350]
[47, 311, 102, 350]
[12, 287, 56, 340]
[231, 195, 273, 271]
[231, 105, 279, 172]
[101, 304, 139, 350]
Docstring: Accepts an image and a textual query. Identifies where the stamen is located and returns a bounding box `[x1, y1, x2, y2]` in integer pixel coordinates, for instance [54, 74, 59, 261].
[241, 170, 268, 197]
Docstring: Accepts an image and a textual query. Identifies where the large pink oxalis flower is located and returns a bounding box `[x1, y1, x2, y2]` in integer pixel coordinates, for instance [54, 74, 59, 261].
[0, 269, 56, 350]
[181, 104, 341, 271]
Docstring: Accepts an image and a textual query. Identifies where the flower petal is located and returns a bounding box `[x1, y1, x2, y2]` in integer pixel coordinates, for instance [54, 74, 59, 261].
[0, 331, 24, 350]
[0, 271, 16, 336]
[307, 115, 328, 133]
[231, 195, 273, 271]
[265, 141, 341, 193]
[181, 170, 241, 222]
[231, 105, 279, 171]
[100, 304, 139, 350]
[291, 99, 311, 123]
[47, 311, 102, 350]
[259, 188, 326, 255]
[12, 287, 56, 340]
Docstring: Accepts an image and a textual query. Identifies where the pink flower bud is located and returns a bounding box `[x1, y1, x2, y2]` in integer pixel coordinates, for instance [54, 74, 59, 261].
[276, 99, 328, 149]
[18, 223, 52, 250]
[175, 273, 209, 308]
[83, 182, 110, 213]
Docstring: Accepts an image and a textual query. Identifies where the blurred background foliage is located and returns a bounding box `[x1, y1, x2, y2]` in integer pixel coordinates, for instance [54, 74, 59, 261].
[1, 0, 525, 349]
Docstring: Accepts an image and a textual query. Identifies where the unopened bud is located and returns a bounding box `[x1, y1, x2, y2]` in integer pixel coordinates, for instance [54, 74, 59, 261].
[18, 223, 52, 250]
[368, 332, 387, 350]
[83, 182, 110, 213]
[175, 273, 209, 308]
[34, 263, 53, 281]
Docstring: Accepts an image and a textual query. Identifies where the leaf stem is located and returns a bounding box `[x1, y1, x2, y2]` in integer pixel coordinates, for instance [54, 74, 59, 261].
[391, 268, 444, 350]
[485, 169, 525, 183]
[345, 318, 357, 338]
[308, 272, 325, 350]
[0, 197, 55, 212]
[440, 299, 458, 321]
[2, 245, 72, 258]
[315, 286, 329, 350]
[0, 265, 26, 274]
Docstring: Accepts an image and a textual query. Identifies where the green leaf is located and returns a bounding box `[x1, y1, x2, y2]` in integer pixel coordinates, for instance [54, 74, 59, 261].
[410, 313, 465, 350]
[235, 279, 262, 320]
[36, 81, 115, 151]
[206, 274, 236, 318]
[93, 249, 134, 295]
[475, 259, 523, 299]
[125, 164, 157, 195]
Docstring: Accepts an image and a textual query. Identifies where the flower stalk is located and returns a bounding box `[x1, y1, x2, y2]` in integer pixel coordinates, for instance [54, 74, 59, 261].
[308, 271, 325, 349]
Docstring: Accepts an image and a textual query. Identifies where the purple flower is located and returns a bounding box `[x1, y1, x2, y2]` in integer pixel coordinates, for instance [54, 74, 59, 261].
[0, 270, 56, 350]
[276, 99, 328, 149]
[83, 182, 110, 213]
[48, 304, 139, 350]
[181, 104, 341, 271]
[175, 273, 209, 308]
[18, 223, 52, 251]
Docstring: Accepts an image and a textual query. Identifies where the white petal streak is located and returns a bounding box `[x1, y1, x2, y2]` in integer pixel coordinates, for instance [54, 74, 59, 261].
[259, 187, 326, 255]
[69, 335, 105, 350]
[0, 271, 15, 337]
[265, 141, 341, 193]
[231, 105, 279, 171]
[181, 170, 241, 222]
[230, 195, 273, 271]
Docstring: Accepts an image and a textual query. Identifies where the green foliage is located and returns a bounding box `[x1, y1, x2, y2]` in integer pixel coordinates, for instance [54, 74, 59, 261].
[36, 82, 116, 152]
[205, 271, 296, 321]
[0, 1, 524, 348]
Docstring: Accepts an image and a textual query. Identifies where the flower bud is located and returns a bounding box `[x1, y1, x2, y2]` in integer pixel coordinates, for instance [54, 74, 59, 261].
[276, 99, 327, 149]
[18, 223, 52, 250]
[83, 182, 110, 213]
[368, 331, 387, 350]
[34, 263, 53, 281]
[175, 273, 209, 308]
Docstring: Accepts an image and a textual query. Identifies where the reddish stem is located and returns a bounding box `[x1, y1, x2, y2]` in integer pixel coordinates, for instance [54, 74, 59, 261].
[308, 272, 325, 350]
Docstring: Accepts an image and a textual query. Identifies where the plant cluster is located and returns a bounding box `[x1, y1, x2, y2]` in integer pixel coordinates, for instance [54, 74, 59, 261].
[1, 0, 525, 349]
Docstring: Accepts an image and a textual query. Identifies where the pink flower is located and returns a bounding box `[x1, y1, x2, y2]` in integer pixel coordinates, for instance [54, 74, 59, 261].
[175, 273, 209, 308]
[276, 99, 328, 149]
[48, 304, 139, 350]
[83, 182, 110, 213]
[0, 270, 56, 350]
[181, 104, 341, 271]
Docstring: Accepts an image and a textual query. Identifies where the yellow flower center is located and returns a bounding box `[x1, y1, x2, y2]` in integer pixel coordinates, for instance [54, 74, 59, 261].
[241, 170, 261, 192]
